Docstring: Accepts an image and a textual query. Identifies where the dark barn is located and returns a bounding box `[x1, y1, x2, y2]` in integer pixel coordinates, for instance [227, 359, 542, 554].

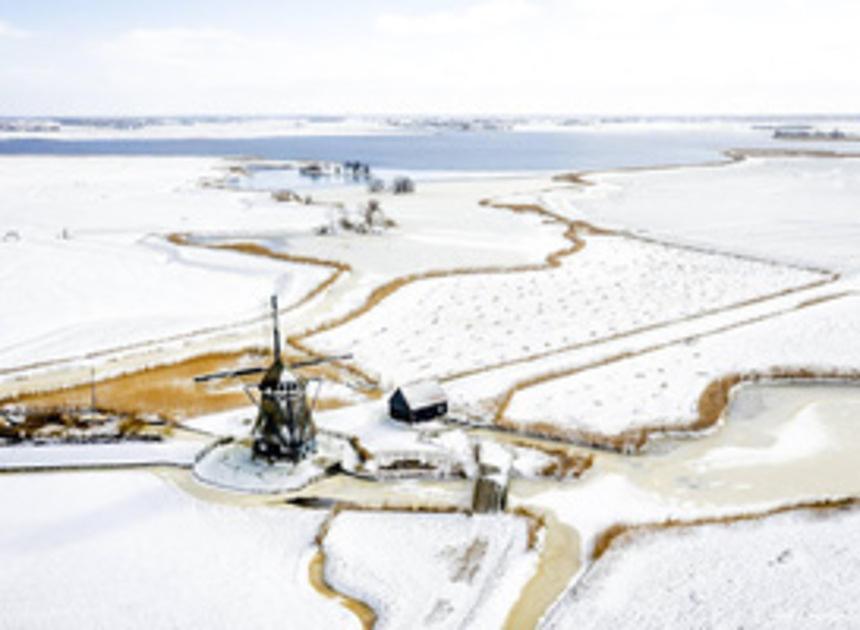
[389, 381, 448, 423]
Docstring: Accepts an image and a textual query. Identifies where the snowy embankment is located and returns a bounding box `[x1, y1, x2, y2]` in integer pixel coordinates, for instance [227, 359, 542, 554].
[0, 472, 357, 629]
[323, 510, 539, 629]
[543, 504, 860, 629]
[0, 440, 204, 470]
[306, 232, 826, 387]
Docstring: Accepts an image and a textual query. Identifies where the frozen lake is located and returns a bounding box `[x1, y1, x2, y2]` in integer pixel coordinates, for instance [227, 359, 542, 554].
[0, 127, 824, 172]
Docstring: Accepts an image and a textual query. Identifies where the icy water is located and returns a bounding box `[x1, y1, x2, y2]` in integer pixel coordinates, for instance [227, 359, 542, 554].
[0, 127, 797, 172]
[515, 381, 860, 514]
[638, 381, 860, 505]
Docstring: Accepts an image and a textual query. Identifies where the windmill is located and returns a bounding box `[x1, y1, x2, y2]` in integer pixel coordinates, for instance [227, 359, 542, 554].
[194, 295, 351, 462]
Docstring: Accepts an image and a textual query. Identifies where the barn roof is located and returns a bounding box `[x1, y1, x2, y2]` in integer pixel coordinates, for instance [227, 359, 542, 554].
[396, 380, 447, 409]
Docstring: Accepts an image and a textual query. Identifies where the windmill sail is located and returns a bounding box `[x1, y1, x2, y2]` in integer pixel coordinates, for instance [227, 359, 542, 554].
[271, 294, 281, 362]
[193, 366, 266, 383]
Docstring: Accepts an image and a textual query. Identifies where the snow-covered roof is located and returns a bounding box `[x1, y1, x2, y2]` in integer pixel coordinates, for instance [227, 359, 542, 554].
[396, 380, 447, 409]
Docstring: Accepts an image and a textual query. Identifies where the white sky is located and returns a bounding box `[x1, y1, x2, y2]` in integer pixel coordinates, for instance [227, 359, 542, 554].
[0, 0, 858, 115]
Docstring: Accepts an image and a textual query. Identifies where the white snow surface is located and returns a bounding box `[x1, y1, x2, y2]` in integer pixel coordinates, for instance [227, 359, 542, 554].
[544, 506, 860, 629]
[193, 439, 344, 493]
[0, 157, 564, 384]
[299, 176, 567, 277]
[0, 471, 356, 629]
[396, 379, 448, 408]
[0, 156, 332, 372]
[315, 400, 477, 477]
[548, 156, 860, 274]
[184, 401, 478, 478]
[0, 440, 204, 470]
[307, 234, 824, 386]
[506, 295, 860, 437]
[0, 116, 403, 140]
[323, 510, 538, 629]
[182, 406, 256, 437]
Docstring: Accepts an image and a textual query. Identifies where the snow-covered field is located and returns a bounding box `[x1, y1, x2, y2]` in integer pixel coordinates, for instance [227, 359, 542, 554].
[544, 505, 860, 629]
[0, 235, 330, 370]
[277, 175, 567, 283]
[306, 235, 825, 386]
[0, 157, 564, 387]
[3, 141, 860, 629]
[547, 155, 860, 274]
[505, 294, 860, 438]
[323, 510, 538, 629]
[0, 157, 333, 374]
[0, 471, 357, 629]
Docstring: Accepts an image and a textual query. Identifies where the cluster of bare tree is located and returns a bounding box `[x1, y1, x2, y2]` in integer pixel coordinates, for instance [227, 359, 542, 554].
[315, 199, 396, 236]
[367, 176, 416, 195]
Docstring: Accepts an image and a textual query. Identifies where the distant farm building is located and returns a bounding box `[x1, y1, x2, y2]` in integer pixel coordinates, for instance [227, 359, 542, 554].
[392, 177, 416, 194]
[389, 381, 448, 422]
[299, 163, 325, 178]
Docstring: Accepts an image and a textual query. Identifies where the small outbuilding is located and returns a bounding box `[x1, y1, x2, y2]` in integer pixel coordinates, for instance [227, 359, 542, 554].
[389, 380, 448, 423]
[392, 176, 415, 194]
